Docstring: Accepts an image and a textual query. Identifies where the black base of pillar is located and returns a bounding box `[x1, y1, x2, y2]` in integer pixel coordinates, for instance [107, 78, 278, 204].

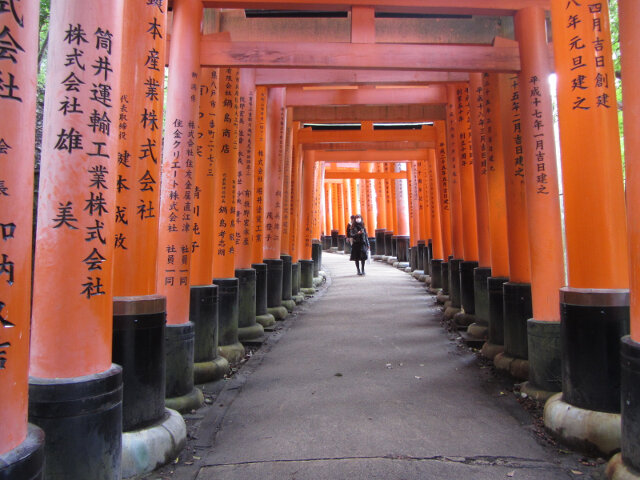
[322, 235, 332, 250]
[280, 255, 293, 301]
[561, 288, 629, 413]
[236, 268, 264, 343]
[375, 229, 386, 255]
[300, 259, 314, 289]
[165, 322, 196, 397]
[337, 235, 346, 252]
[449, 259, 463, 309]
[473, 267, 492, 324]
[487, 277, 508, 346]
[503, 282, 532, 359]
[212, 278, 243, 363]
[423, 243, 432, 276]
[384, 231, 394, 256]
[460, 261, 478, 314]
[190, 285, 218, 362]
[29, 365, 123, 480]
[368, 237, 376, 256]
[621, 336, 640, 472]
[441, 261, 450, 295]
[417, 241, 425, 271]
[264, 259, 283, 308]
[427, 240, 433, 270]
[312, 241, 322, 276]
[410, 247, 418, 271]
[113, 295, 166, 432]
[430, 259, 443, 289]
[291, 262, 300, 296]
[395, 235, 410, 262]
[0, 424, 45, 480]
[331, 229, 339, 248]
[527, 319, 562, 393]
[252, 263, 268, 316]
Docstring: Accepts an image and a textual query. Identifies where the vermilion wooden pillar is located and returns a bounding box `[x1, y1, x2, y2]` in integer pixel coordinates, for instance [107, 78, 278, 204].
[0, 0, 44, 475]
[455, 84, 480, 319]
[545, 1, 629, 438]
[263, 87, 287, 316]
[365, 165, 376, 233]
[154, 0, 205, 413]
[211, 67, 244, 361]
[29, 1, 124, 477]
[373, 162, 387, 256]
[111, 3, 181, 468]
[299, 151, 316, 288]
[435, 121, 453, 295]
[615, 0, 640, 474]
[427, 150, 445, 285]
[468, 73, 493, 336]
[482, 73, 512, 358]
[279, 113, 295, 310]
[394, 163, 410, 262]
[324, 183, 332, 239]
[407, 162, 418, 248]
[251, 86, 275, 328]
[417, 153, 432, 274]
[497, 74, 533, 370]
[235, 68, 264, 342]
[515, 7, 566, 396]
[446, 85, 465, 309]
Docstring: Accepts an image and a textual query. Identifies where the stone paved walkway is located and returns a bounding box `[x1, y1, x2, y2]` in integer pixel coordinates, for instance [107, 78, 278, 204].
[155, 252, 603, 480]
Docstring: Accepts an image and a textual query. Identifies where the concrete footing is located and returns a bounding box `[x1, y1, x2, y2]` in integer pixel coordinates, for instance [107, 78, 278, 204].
[165, 386, 204, 414]
[238, 323, 266, 344]
[411, 270, 424, 280]
[493, 352, 529, 380]
[544, 392, 621, 456]
[480, 342, 504, 361]
[121, 408, 187, 479]
[255, 313, 276, 329]
[267, 306, 288, 320]
[436, 292, 450, 304]
[292, 294, 305, 304]
[217, 341, 245, 364]
[0, 424, 45, 480]
[607, 454, 640, 480]
[194, 356, 229, 384]
[281, 299, 296, 312]
[519, 381, 558, 403]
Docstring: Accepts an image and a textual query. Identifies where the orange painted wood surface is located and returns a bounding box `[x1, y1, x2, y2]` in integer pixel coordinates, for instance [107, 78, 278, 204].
[375, 163, 387, 230]
[211, 68, 239, 279]
[289, 124, 302, 262]
[445, 86, 464, 259]
[285, 86, 448, 107]
[469, 73, 491, 268]
[428, 150, 444, 260]
[551, 1, 629, 290]
[252, 86, 267, 264]
[200, 39, 522, 72]
[262, 87, 286, 260]
[500, 74, 531, 284]
[300, 151, 316, 259]
[31, 0, 124, 376]
[280, 113, 293, 255]
[234, 69, 257, 269]
[435, 121, 453, 259]
[484, 73, 510, 278]
[620, 0, 640, 339]
[515, 7, 564, 321]
[455, 85, 479, 262]
[0, 0, 39, 454]
[395, 164, 410, 236]
[114, 0, 166, 296]
[191, 68, 219, 285]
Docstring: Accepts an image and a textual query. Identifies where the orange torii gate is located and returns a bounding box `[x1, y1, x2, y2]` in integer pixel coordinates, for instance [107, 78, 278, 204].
[7, 0, 640, 478]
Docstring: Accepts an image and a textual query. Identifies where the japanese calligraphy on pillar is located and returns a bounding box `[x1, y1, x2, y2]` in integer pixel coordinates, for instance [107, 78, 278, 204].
[212, 67, 239, 277]
[527, 75, 549, 195]
[473, 78, 488, 175]
[509, 76, 525, 180]
[190, 67, 218, 285]
[456, 86, 474, 169]
[114, 0, 165, 296]
[235, 71, 255, 262]
[252, 87, 267, 262]
[0, 0, 38, 423]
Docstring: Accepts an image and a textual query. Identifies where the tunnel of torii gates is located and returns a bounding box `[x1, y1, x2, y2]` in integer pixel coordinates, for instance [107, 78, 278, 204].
[3, 0, 640, 478]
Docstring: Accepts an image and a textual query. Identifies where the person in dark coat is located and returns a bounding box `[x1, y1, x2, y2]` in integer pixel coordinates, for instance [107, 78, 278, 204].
[349, 214, 369, 275]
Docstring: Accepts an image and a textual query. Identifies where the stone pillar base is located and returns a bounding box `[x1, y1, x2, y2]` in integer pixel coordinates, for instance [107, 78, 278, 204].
[519, 381, 559, 403]
[480, 342, 504, 361]
[544, 392, 621, 457]
[493, 352, 529, 380]
[121, 408, 186, 479]
[282, 299, 296, 312]
[217, 341, 246, 364]
[165, 387, 204, 414]
[238, 323, 266, 343]
[194, 356, 230, 384]
[256, 313, 277, 330]
[0, 424, 45, 480]
[607, 453, 640, 480]
[267, 306, 289, 320]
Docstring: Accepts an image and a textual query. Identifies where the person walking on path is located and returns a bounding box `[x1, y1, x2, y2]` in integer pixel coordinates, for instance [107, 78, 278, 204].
[350, 214, 369, 275]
